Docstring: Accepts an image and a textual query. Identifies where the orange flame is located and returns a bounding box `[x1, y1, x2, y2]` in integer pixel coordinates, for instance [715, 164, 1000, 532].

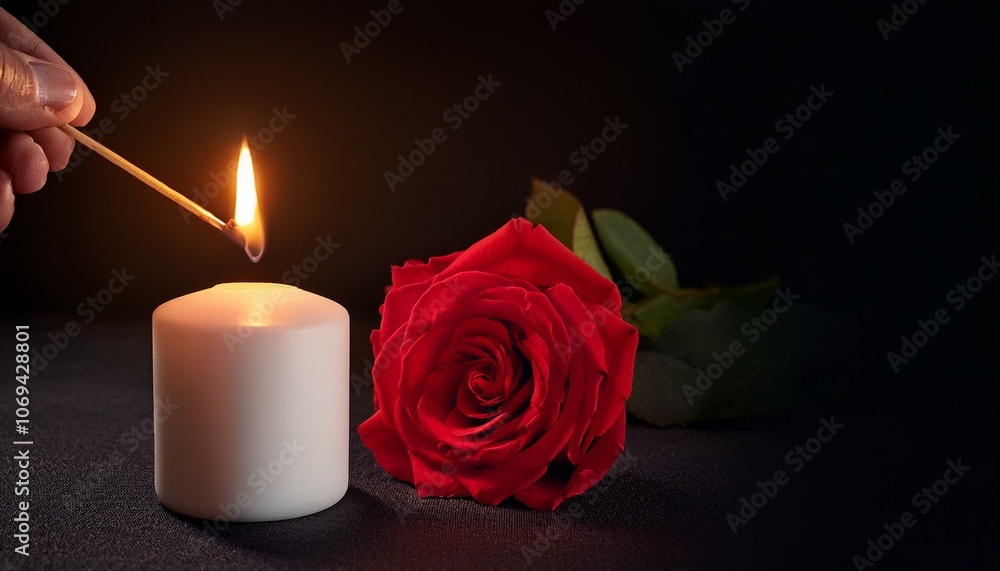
[235, 136, 264, 261]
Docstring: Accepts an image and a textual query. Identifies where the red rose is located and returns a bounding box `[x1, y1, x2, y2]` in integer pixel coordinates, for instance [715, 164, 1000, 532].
[358, 218, 638, 510]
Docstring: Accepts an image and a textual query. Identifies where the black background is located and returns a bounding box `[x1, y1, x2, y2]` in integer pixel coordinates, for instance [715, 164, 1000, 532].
[0, 0, 996, 569]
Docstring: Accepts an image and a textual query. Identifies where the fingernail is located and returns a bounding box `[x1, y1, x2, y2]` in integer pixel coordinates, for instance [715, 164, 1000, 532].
[29, 61, 78, 110]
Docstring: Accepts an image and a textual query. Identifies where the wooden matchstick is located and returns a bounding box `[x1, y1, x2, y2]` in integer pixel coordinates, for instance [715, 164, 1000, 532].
[58, 124, 229, 232]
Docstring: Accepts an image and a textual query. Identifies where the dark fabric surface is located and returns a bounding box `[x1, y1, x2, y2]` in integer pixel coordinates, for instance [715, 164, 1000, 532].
[0, 318, 996, 570]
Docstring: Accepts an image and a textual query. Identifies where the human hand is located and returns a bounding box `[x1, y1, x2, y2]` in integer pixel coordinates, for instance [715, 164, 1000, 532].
[0, 8, 95, 232]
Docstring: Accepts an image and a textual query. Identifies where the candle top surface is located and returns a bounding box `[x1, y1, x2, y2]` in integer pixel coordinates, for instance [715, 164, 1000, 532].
[153, 282, 347, 329]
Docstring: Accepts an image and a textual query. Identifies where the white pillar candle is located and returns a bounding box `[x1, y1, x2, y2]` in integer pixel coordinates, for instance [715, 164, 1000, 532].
[152, 283, 349, 522]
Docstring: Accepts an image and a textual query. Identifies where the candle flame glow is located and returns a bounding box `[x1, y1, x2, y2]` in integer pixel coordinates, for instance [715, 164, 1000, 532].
[235, 138, 257, 225]
[234, 136, 264, 261]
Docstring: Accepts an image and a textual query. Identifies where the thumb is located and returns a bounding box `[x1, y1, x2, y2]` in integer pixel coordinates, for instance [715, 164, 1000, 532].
[0, 42, 86, 131]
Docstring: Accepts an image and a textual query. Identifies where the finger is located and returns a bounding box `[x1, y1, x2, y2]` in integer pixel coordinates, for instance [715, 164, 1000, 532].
[0, 131, 49, 194]
[0, 9, 95, 125]
[0, 170, 13, 233]
[28, 126, 75, 171]
[0, 43, 88, 131]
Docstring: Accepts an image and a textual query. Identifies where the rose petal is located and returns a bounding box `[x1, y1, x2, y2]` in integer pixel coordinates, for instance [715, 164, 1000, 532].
[391, 252, 463, 287]
[453, 462, 548, 507]
[370, 327, 408, 424]
[376, 280, 433, 351]
[515, 412, 626, 510]
[544, 284, 608, 464]
[583, 308, 637, 443]
[491, 348, 585, 475]
[358, 411, 414, 482]
[361, 219, 638, 511]
[429, 219, 621, 311]
[397, 326, 457, 438]
[409, 452, 468, 498]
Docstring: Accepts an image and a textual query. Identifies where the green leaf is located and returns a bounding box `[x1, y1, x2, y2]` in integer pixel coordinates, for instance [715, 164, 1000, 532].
[628, 278, 779, 341]
[571, 209, 613, 280]
[627, 290, 713, 340]
[702, 277, 780, 313]
[524, 179, 581, 249]
[627, 351, 706, 427]
[592, 209, 679, 295]
[627, 299, 800, 427]
[524, 180, 613, 280]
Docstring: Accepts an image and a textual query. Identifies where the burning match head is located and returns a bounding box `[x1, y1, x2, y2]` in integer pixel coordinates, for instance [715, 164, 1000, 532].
[223, 220, 264, 263]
